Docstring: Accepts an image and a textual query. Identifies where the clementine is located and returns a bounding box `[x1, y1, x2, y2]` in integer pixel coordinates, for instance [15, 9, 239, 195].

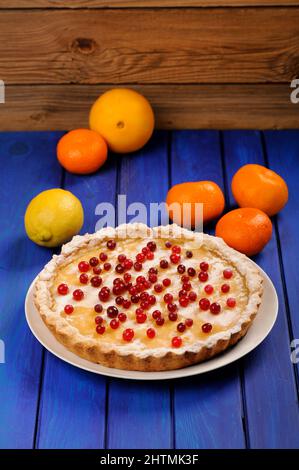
[57, 129, 107, 174]
[232, 164, 288, 216]
[166, 181, 225, 226]
[216, 207, 272, 256]
[89, 88, 155, 153]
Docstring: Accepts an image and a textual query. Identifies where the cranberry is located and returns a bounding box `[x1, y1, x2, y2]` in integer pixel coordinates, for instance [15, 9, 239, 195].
[187, 267, 196, 277]
[223, 269, 233, 279]
[79, 273, 89, 284]
[177, 264, 186, 274]
[152, 310, 161, 319]
[142, 247, 150, 255]
[98, 287, 110, 302]
[148, 273, 158, 283]
[134, 262, 142, 271]
[115, 295, 124, 305]
[57, 283, 68, 295]
[170, 253, 180, 264]
[136, 312, 147, 323]
[137, 253, 145, 263]
[73, 289, 84, 301]
[186, 250, 193, 258]
[131, 294, 140, 303]
[147, 328, 156, 339]
[168, 312, 178, 321]
[182, 282, 192, 291]
[104, 262, 111, 271]
[148, 295, 156, 305]
[164, 293, 173, 304]
[123, 328, 134, 342]
[179, 296, 189, 307]
[200, 262, 209, 272]
[95, 315, 103, 324]
[221, 283, 230, 293]
[96, 325, 106, 335]
[107, 240, 116, 250]
[154, 283, 163, 293]
[140, 300, 150, 310]
[179, 289, 188, 298]
[172, 336, 182, 348]
[181, 275, 189, 283]
[147, 241, 157, 252]
[64, 304, 74, 314]
[160, 259, 169, 269]
[110, 319, 119, 329]
[136, 276, 145, 284]
[199, 298, 210, 311]
[124, 259, 133, 270]
[147, 252, 154, 261]
[113, 277, 123, 285]
[94, 304, 103, 313]
[167, 303, 177, 313]
[89, 257, 99, 267]
[210, 302, 221, 314]
[124, 272, 132, 283]
[107, 306, 118, 318]
[93, 266, 102, 275]
[129, 286, 138, 296]
[122, 299, 131, 309]
[113, 284, 125, 296]
[185, 318, 193, 328]
[227, 298, 236, 308]
[114, 264, 123, 274]
[177, 322, 186, 333]
[163, 278, 171, 287]
[204, 284, 214, 295]
[156, 317, 165, 326]
[188, 291, 197, 302]
[118, 254, 126, 263]
[165, 241, 172, 248]
[143, 280, 151, 290]
[78, 261, 90, 273]
[90, 276, 102, 288]
[202, 323, 212, 333]
[172, 245, 181, 254]
[118, 312, 127, 322]
[149, 267, 158, 274]
[198, 271, 209, 282]
[99, 252, 107, 262]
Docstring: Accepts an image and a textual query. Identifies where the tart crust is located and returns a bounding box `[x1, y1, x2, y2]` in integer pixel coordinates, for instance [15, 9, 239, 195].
[34, 223, 263, 371]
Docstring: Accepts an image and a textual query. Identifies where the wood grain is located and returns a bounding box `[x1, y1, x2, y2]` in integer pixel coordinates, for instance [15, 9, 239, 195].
[2, 84, 298, 130]
[2, 1, 299, 7]
[0, 9, 299, 85]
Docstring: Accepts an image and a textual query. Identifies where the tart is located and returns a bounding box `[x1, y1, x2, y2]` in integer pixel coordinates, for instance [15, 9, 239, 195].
[34, 223, 263, 371]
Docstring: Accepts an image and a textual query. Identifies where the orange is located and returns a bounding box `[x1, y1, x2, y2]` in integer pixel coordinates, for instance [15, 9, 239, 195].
[232, 164, 288, 216]
[166, 181, 225, 226]
[57, 129, 107, 174]
[89, 88, 155, 153]
[216, 208, 272, 256]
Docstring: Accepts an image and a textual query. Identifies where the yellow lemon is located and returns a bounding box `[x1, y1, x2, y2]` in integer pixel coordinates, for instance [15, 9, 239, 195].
[24, 189, 84, 248]
[89, 88, 155, 153]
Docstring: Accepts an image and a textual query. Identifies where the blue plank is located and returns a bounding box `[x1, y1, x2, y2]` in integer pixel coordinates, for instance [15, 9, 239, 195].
[172, 130, 245, 449]
[107, 131, 172, 449]
[0, 132, 62, 448]
[36, 135, 117, 449]
[223, 130, 299, 448]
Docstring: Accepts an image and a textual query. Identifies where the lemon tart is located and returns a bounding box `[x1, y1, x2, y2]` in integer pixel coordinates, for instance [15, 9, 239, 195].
[34, 223, 263, 371]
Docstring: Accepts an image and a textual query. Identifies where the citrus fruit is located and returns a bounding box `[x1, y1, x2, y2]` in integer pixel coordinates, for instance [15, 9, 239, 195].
[232, 164, 288, 216]
[215, 207, 272, 256]
[166, 181, 225, 226]
[24, 189, 84, 248]
[89, 88, 155, 153]
[57, 129, 107, 174]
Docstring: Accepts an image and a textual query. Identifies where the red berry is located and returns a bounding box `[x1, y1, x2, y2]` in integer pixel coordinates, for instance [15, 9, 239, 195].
[160, 259, 169, 269]
[104, 262, 111, 271]
[147, 241, 157, 252]
[73, 289, 84, 301]
[146, 252, 154, 260]
[99, 287, 110, 302]
[118, 312, 127, 322]
[110, 318, 119, 329]
[199, 298, 210, 311]
[64, 304, 74, 314]
[198, 271, 209, 282]
[107, 240, 116, 250]
[148, 295, 156, 305]
[136, 312, 147, 323]
[156, 317, 165, 326]
[152, 310, 161, 319]
[168, 312, 178, 321]
[163, 278, 171, 287]
[107, 306, 118, 318]
[181, 275, 189, 283]
[134, 262, 142, 271]
[113, 277, 123, 285]
[124, 272, 132, 283]
[140, 300, 150, 310]
[115, 264, 125, 274]
[96, 325, 106, 335]
[79, 273, 89, 284]
[89, 257, 99, 267]
[202, 323, 212, 333]
[136, 253, 145, 263]
[78, 261, 90, 273]
[115, 296, 124, 305]
[188, 291, 197, 302]
[129, 286, 138, 296]
[154, 283, 163, 293]
[182, 282, 192, 291]
[187, 267, 196, 277]
[93, 266, 102, 275]
[94, 304, 103, 313]
[124, 259, 133, 270]
[186, 250, 193, 258]
[179, 296, 189, 307]
[131, 294, 140, 303]
[164, 293, 173, 304]
[179, 289, 188, 298]
[123, 328, 134, 342]
[185, 318, 193, 328]
[204, 284, 214, 295]
[149, 267, 158, 274]
[227, 298, 236, 308]
[99, 252, 107, 262]
[137, 275, 146, 284]
[177, 264, 186, 274]
[142, 247, 150, 255]
[95, 315, 103, 324]
[165, 241, 172, 248]
[223, 269, 233, 279]
[57, 283, 68, 295]
[172, 336, 182, 348]
[200, 262, 209, 272]
[221, 283, 230, 293]
[177, 322, 186, 333]
[113, 284, 125, 296]
[147, 328, 156, 339]
[122, 299, 131, 309]
[172, 245, 181, 254]
[148, 273, 158, 283]
[170, 253, 180, 264]
[167, 302, 177, 313]
[90, 276, 102, 288]
[118, 254, 126, 262]
[210, 302, 221, 314]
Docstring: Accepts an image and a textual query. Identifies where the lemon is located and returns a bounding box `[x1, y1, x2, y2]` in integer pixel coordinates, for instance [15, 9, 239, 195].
[24, 189, 84, 248]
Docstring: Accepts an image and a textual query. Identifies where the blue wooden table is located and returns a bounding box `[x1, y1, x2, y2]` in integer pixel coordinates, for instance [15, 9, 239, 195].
[0, 130, 299, 449]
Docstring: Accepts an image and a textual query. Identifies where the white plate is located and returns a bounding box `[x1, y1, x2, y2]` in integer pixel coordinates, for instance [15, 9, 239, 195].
[25, 262, 278, 380]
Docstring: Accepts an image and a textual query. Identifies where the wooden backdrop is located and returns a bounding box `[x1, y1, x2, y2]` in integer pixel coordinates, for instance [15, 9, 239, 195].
[0, 1, 299, 129]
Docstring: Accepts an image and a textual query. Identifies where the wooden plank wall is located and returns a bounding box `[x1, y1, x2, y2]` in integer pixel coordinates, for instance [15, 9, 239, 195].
[0, 1, 298, 129]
